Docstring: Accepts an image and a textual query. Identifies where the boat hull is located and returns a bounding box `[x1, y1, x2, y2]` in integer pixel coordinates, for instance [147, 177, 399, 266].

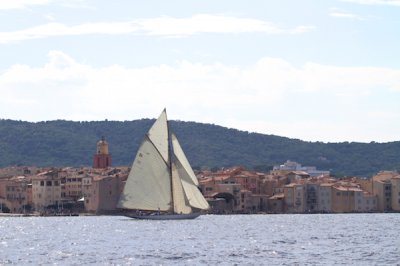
[124, 212, 201, 220]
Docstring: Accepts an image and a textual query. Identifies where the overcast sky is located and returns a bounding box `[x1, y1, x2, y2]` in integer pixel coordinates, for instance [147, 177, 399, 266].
[0, 0, 399, 143]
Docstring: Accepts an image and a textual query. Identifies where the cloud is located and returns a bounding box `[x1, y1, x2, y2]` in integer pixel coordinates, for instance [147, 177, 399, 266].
[0, 0, 90, 10]
[0, 0, 51, 10]
[341, 0, 400, 6]
[0, 51, 399, 142]
[137, 14, 314, 36]
[329, 8, 365, 20]
[0, 14, 315, 43]
[290, 25, 317, 34]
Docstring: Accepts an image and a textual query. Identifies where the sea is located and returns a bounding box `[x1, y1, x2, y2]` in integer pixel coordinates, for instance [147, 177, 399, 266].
[0, 213, 399, 265]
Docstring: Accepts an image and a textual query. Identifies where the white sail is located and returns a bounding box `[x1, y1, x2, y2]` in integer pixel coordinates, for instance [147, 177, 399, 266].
[171, 162, 192, 214]
[147, 109, 169, 164]
[172, 134, 210, 210]
[117, 137, 172, 211]
[171, 133, 199, 185]
[174, 158, 210, 210]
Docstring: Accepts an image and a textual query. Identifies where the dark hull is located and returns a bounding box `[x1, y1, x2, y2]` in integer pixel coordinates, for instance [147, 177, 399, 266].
[124, 212, 201, 220]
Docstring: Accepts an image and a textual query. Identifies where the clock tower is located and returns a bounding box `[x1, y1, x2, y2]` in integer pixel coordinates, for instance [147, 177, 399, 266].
[93, 136, 112, 168]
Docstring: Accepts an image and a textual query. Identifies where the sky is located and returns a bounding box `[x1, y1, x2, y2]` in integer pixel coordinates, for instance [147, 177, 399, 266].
[0, 0, 399, 143]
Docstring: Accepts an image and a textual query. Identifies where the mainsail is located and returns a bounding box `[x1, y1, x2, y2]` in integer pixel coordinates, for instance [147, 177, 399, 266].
[118, 109, 209, 214]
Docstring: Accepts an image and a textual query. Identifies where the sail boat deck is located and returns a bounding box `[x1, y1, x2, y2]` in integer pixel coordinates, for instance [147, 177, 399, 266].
[124, 212, 201, 220]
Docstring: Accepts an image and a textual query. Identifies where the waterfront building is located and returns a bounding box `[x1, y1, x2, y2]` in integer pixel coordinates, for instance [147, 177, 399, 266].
[93, 136, 112, 169]
[199, 176, 240, 213]
[84, 175, 123, 213]
[306, 183, 319, 212]
[284, 183, 306, 213]
[63, 173, 84, 201]
[31, 170, 62, 211]
[390, 175, 400, 211]
[318, 183, 333, 212]
[0, 176, 31, 213]
[354, 190, 377, 212]
[206, 198, 230, 214]
[250, 194, 270, 212]
[372, 171, 394, 211]
[238, 190, 253, 213]
[0, 179, 8, 203]
[267, 193, 284, 213]
[82, 175, 92, 205]
[331, 186, 355, 213]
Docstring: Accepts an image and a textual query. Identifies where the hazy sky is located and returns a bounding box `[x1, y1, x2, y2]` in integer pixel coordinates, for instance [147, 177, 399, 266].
[0, 0, 399, 143]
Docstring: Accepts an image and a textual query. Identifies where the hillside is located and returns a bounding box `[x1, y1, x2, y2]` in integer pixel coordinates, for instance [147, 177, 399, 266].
[0, 119, 399, 177]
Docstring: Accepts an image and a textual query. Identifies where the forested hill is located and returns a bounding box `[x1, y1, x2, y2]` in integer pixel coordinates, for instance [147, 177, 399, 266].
[0, 119, 399, 177]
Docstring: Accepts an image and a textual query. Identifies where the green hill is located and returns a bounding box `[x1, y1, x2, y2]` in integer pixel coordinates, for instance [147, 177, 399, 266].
[0, 119, 399, 177]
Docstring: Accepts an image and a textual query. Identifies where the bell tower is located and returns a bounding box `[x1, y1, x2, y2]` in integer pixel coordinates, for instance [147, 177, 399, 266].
[93, 136, 112, 168]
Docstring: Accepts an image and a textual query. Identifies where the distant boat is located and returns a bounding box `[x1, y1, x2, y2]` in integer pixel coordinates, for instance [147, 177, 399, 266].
[117, 109, 210, 220]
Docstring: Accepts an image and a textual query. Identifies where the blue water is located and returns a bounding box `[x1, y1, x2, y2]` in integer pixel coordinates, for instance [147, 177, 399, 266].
[0, 214, 399, 265]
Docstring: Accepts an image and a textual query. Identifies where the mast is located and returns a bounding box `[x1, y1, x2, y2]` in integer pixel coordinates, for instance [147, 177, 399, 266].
[165, 109, 175, 213]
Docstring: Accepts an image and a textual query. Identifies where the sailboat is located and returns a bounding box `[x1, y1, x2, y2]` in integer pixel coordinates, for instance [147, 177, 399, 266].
[117, 109, 210, 220]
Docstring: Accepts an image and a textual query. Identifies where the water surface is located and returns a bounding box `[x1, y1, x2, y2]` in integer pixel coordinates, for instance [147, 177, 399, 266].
[1, 214, 399, 265]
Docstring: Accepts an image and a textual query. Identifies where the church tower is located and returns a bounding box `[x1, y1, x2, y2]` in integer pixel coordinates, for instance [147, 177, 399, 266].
[93, 136, 112, 168]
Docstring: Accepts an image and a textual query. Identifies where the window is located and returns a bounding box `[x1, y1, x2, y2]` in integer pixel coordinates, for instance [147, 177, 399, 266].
[54, 181, 59, 186]
[46, 181, 52, 186]
[40, 181, 44, 186]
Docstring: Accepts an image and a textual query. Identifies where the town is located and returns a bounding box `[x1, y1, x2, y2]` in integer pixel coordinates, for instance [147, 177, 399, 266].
[0, 137, 399, 215]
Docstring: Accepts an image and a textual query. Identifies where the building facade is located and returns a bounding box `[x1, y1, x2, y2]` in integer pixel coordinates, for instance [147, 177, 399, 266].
[31, 171, 62, 211]
[390, 176, 400, 211]
[84, 175, 123, 213]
